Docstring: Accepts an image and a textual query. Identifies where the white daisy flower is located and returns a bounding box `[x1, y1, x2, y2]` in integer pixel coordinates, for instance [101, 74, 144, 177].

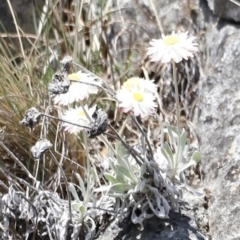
[61, 105, 95, 134]
[123, 77, 157, 94]
[117, 88, 157, 118]
[147, 31, 198, 63]
[53, 71, 100, 106]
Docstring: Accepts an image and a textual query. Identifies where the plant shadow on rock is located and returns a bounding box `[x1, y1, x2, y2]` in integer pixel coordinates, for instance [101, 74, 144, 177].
[100, 209, 206, 240]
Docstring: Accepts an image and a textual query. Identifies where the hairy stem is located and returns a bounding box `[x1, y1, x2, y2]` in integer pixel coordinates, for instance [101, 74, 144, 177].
[49, 151, 72, 222]
[172, 61, 180, 131]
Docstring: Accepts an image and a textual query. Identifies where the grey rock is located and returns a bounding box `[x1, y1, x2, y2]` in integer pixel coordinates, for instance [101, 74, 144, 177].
[207, 0, 240, 22]
[0, 0, 44, 33]
[113, 0, 199, 39]
[197, 24, 240, 240]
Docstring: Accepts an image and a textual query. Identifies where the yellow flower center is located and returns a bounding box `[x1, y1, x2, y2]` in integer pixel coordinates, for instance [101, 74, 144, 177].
[77, 110, 86, 118]
[123, 77, 141, 91]
[133, 92, 144, 102]
[163, 36, 179, 46]
[68, 73, 81, 84]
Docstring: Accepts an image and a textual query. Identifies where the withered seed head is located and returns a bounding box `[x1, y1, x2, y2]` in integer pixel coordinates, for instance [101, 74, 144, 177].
[60, 56, 73, 74]
[31, 139, 53, 159]
[87, 107, 108, 138]
[19, 107, 41, 131]
[48, 72, 70, 94]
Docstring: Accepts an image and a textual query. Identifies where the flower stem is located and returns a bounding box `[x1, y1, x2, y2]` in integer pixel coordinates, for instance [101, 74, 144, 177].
[130, 114, 153, 160]
[172, 61, 180, 131]
[49, 151, 72, 222]
[41, 113, 91, 129]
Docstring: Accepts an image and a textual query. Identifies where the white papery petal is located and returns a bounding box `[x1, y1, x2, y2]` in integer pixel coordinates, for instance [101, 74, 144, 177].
[53, 71, 99, 106]
[147, 31, 198, 63]
[61, 105, 95, 134]
[117, 89, 157, 118]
